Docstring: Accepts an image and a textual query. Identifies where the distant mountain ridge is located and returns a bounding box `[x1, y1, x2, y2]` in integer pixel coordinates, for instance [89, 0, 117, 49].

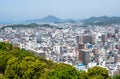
[41, 15, 61, 22]
[2, 15, 120, 25]
[25, 15, 76, 23]
[82, 16, 120, 25]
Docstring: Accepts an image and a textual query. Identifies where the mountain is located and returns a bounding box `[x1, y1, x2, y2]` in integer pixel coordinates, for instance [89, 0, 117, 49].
[25, 15, 77, 23]
[82, 16, 120, 25]
[40, 15, 62, 23]
[64, 19, 77, 23]
[26, 15, 62, 23]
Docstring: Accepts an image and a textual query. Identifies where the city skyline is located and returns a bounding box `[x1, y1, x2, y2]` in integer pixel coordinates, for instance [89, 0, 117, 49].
[0, 0, 120, 22]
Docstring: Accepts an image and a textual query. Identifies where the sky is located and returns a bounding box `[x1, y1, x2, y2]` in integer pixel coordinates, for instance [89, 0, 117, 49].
[0, 0, 120, 22]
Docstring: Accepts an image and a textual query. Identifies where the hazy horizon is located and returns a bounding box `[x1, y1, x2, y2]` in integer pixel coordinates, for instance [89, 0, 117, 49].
[0, 0, 120, 23]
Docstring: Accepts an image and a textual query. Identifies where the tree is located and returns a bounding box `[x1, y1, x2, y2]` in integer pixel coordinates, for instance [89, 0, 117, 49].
[113, 74, 120, 79]
[0, 74, 5, 79]
[5, 57, 20, 79]
[0, 50, 13, 73]
[85, 66, 111, 79]
[10, 48, 34, 60]
[19, 56, 46, 79]
[0, 42, 13, 51]
[5, 56, 46, 79]
[47, 63, 83, 79]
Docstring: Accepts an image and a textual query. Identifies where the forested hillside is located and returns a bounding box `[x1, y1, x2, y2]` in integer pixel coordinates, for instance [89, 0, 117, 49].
[82, 16, 120, 25]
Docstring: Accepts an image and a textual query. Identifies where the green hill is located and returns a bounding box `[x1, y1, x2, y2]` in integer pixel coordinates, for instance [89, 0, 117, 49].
[82, 16, 120, 25]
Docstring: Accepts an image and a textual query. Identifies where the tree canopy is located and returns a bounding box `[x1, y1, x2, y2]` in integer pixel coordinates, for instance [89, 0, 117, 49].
[113, 74, 120, 79]
[0, 42, 111, 79]
[85, 66, 111, 79]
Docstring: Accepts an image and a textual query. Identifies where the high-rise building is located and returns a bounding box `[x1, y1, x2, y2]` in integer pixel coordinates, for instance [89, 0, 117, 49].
[83, 34, 95, 44]
[84, 29, 91, 34]
[101, 34, 107, 43]
[91, 35, 95, 44]
[78, 43, 85, 49]
[78, 50, 82, 62]
[36, 35, 42, 43]
[76, 35, 83, 44]
[76, 34, 95, 44]
[78, 49, 90, 65]
[115, 54, 120, 63]
[115, 28, 119, 33]
[78, 43, 85, 62]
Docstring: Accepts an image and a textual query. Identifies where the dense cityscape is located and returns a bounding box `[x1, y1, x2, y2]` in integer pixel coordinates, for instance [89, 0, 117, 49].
[0, 23, 120, 77]
[1, 0, 120, 79]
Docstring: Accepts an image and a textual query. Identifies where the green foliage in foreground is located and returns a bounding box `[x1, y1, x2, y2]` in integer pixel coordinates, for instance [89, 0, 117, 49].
[85, 66, 111, 79]
[0, 74, 5, 79]
[47, 63, 83, 79]
[0, 42, 111, 79]
[113, 74, 120, 79]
